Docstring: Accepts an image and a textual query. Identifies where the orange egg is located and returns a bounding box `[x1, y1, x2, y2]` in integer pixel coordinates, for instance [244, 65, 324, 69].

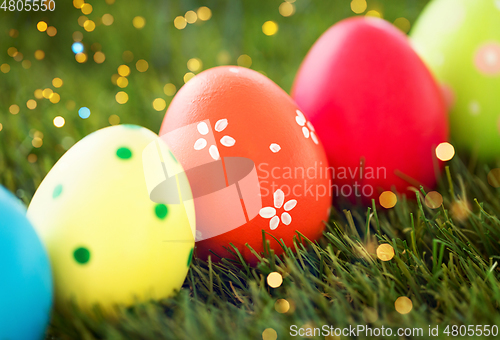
[159, 66, 331, 264]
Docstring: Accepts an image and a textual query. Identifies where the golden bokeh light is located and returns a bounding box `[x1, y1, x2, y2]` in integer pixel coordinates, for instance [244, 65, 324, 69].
[487, 168, 500, 188]
[0, 123, 3, 132]
[133, 16, 146, 29]
[115, 91, 129, 104]
[136, 59, 149, 72]
[111, 74, 119, 85]
[450, 200, 470, 222]
[49, 93, 60, 104]
[435, 142, 455, 161]
[81, 3, 93, 15]
[424, 191, 443, 209]
[237, 54, 252, 68]
[197, 6, 212, 21]
[351, 0, 367, 14]
[117, 76, 129, 88]
[184, 72, 195, 83]
[53, 116, 65, 128]
[32, 137, 43, 148]
[153, 98, 167, 111]
[78, 16, 88, 27]
[185, 10, 197, 24]
[109, 114, 120, 125]
[262, 21, 278, 36]
[7, 47, 17, 57]
[27, 100, 37, 110]
[34, 89, 43, 99]
[274, 299, 290, 313]
[73, 31, 83, 41]
[394, 17, 411, 33]
[379, 191, 397, 209]
[28, 154, 37, 163]
[279, 2, 295, 17]
[118, 65, 131, 77]
[22, 60, 31, 69]
[73, 0, 84, 9]
[34, 50, 45, 60]
[46, 26, 57, 37]
[267, 272, 283, 288]
[174, 16, 187, 30]
[94, 51, 106, 63]
[75, 53, 88, 63]
[376, 244, 395, 261]
[84, 20, 96, 32]
[395, 296, 413, 314]
[9, 104, 20, 115]
[123, 51, 134, 62]
[13, 52, 23, 62]
[187, 58, 202, 72]
[9, 29, 19, 38]
[1, 64, 10, 73]
[42, 88, 53, 99]
[164, 83, 176, 96]
[37, 21, 48, 32]
[105, 0, 115, 4]
[217, 50, 231, 65]
[52, 78, 63, 88]
[102, 14, 114, 26]
[366, 10, 382, 18]
[262, 328, 278, 340]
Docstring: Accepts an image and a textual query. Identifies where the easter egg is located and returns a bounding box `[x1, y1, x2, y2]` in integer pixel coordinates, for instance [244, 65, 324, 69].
[159, 66, 331, 264]
[411, 0, 500, 160]
[27, 125, 195, 313]
[0, 185, 52, 340]
[291, 17, 448, 202]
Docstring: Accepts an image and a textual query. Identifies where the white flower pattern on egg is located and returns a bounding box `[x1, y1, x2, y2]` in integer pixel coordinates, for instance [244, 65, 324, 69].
[193, 119, 235, 160]
[258, 189, 297, 230]
[295, 110, 319, 145]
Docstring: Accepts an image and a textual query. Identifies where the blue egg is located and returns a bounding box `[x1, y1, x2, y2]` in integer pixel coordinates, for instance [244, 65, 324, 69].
[0, 186, 52, 340]
[71, 42, 84, 54]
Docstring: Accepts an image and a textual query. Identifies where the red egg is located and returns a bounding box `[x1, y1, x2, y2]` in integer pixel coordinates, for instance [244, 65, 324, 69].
[292, 17, 448, 202]
[159, 66, 331, 264]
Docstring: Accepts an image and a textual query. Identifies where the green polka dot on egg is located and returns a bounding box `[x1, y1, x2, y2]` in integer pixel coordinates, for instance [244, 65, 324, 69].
[116, 147, 132, 159]
[155, 204, 168, 219]
[73, 247, 91, 264]
[53, 184, 63, 199]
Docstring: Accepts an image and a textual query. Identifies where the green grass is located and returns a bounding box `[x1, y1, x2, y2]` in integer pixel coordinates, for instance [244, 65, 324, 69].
[44, 155, 500, 340]
[3, 0, 500, 339]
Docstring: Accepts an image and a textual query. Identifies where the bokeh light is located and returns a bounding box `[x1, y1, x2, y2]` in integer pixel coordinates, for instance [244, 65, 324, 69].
[83, 20, 96, 32]
[78, 107, 91, 119]
[115, 91, 129, 104]
[174, 16, 187, 29]
[75, 53, 88, 63]
[279, 2, 295, 17]
[81, 3, 93, 15]
[26, 100, 37, 110]
[109, 114, 120, 125]
[237, 54, 252, 67]
[395, 296, 413, 314]
[197, 6, 212, 21]
[185, 11, 197, 24]
[102, 14, 114, 26]
[351, 0, 367, 14]
[262, 328, 278, 340]
[73, 0, 84, 9]
[424, 191, 443, 209]
[133, 16, 146, 29]
[34, 89, 43, 99]
[9, 105, 19, 115]
[184, 72, 195, 83]
[49, 93, 61, 104]
[27, 154, 37, 163]
[34, 50, 45, 60]
[37, 21, 48, 32]
[117, 77, 129, 88]
[72, 42, 84, 54]
[42, 88, 53, 99]
[187, 58, 202, 72]
[47, 26, 57, 37]
[164, 83, 176, 96]
[53, 116, 65, 128]
[22, 60, 31, 69]
[267, 272, 283, 288]
[136, 59, 149, 72]
[366, 10, 382, 17]
[1, 64, 10, 73]
[394, 17, 411, 33]
[153, 98, 167, 111]
[487, 168, 500, 188]
[262, 21, 278, 36]
[118, 65, 131, 77]
[52, 78, 63, 88]
[274, 299, 290, 313]
[379, 191, 397, 208]
[376, 244, 395, 261]
[94, 51, 106, 63]
[435, 142, 455, 161]
[32, 137, 43, 148]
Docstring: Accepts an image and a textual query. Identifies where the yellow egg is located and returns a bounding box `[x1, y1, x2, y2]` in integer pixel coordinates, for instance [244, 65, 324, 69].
[27, 125, 195, 313]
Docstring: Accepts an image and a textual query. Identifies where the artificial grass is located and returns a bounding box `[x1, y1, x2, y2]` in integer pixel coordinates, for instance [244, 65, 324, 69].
[45, 154, 500, 339]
